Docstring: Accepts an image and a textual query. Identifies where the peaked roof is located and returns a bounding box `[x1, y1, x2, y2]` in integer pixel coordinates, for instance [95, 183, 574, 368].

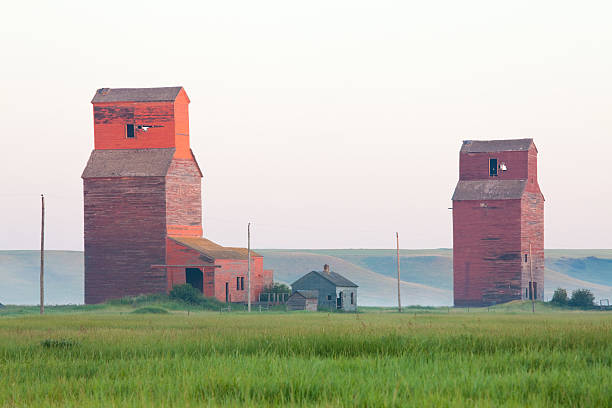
[169, 236, 261, 261]
[461, 139, 533, 153]
[91, 87, 184, 103]
[452, 180, 527, 201]
[291, 290, 319, 299]
[292, 270, 358, 288]
[82, 148, 176, 178]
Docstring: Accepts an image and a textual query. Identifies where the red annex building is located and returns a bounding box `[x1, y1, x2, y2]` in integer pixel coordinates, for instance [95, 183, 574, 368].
[452, 139, 544, 307]
[82, 87, 272, 304]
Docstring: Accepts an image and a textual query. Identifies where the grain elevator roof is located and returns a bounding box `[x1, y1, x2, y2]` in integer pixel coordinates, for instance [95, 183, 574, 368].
[91, 87, 184, 103]
[461, 139, 534, 153]
[82, 148, 176, 178]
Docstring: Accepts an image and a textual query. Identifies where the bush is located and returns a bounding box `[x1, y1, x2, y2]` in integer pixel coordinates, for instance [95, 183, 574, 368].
[131, 307, 169, 314]
[169, 284, 205, 305]
[168, 284, 225, 310]
[568, 289, 595, 308]
[551, 288, 568, 306]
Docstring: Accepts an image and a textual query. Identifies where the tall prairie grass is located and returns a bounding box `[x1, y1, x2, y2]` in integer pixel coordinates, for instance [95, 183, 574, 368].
[0, 311, 610, 407]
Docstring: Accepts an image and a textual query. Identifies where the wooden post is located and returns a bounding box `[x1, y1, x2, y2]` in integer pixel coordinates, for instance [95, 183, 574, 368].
[40, 194, 45, 315]
[247, 222, 251, 312]
[396, 232, 401, 313]
[530, 242, 535, 313]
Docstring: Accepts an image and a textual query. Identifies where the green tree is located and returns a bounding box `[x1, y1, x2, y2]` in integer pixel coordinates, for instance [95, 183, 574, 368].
[551, 288, 568, 306]
[263, 282, 291, 294]
[568, 289, 595, 308]
[260, 282, 291, 302]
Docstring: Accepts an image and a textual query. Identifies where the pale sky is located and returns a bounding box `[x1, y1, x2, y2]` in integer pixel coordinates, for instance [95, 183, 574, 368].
[1, 0, 611, 250]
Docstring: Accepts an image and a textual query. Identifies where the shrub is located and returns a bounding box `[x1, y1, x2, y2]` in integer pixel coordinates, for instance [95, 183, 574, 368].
[568, 289, 595, 308]
[168, 284, 225, 310]
[131, 307, 169, 314]
[169, 284, 204, 305]
[551, 288, 568, 306]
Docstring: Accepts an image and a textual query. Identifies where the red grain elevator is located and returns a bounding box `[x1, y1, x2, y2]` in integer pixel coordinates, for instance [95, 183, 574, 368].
[82, 87, 272, 304]
[452, 139, 544, 307]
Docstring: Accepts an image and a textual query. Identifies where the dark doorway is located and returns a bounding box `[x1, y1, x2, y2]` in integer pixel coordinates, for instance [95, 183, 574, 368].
[529, 282, 538, 300]
[336, 292, 343, 309]
[489, 158, 498, 176]
[185, 268, 203, 293]
[126, 123, 135, 139]
[225, 282, 229, 303]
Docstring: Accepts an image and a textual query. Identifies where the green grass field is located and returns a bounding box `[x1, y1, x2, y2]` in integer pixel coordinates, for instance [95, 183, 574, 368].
[1, 305, 611, 407]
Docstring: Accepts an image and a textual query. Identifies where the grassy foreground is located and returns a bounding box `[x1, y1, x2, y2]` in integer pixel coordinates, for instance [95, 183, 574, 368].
[1, 308, 611, 407]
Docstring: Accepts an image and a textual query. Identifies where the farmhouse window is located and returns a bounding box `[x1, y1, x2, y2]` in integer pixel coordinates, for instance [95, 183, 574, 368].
[524, 254, 528, 263]
[126, 124, 135, 138]
[236, 277, 240, 290]
[350, 292, 354, 305]
[240, 277, 244, 290]
[327, 294, 332, 301]
[489, 158, 498, 177]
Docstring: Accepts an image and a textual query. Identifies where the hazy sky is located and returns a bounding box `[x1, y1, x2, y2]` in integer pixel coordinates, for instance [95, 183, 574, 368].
[1, 0, 611, 250]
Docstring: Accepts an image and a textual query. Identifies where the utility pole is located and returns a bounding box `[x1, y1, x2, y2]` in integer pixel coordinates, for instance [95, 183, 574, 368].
[247, 222, 251, 313]
[529, 242, 535, 313]
[40, 194, 45, 315]
[396, 232, 401, 313]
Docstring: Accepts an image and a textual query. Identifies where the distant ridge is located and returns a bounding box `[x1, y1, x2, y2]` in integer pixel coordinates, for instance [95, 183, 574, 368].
[1, 249, 612, 306]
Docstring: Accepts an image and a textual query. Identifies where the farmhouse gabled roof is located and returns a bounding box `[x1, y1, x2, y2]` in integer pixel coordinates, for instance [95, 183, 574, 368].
[460, 139, 534, 153]
[452, 180, 527, 201]
[292, 271, 358, 288]
[319, 271, 358, 287]
[169, 236, 262, 261]
[82, 148, 176, 178]
[91, 87, 184, 103]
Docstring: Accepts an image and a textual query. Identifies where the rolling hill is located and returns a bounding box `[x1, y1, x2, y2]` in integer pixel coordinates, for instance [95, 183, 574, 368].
[1, 249, 611, 306]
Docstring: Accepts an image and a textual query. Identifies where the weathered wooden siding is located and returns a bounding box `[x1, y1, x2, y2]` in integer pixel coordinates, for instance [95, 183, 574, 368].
[84, 177, 168, 304]
[287, 295, 318, 311]
[287, 295, 307, 310]
[453, 199, 523, 306]
[93, 102, 176, 150]
[165, 158, 202, 237]
[460, 151, 529, 181]
[521, 192, 545, 300]
[338, 287, 358, 311]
